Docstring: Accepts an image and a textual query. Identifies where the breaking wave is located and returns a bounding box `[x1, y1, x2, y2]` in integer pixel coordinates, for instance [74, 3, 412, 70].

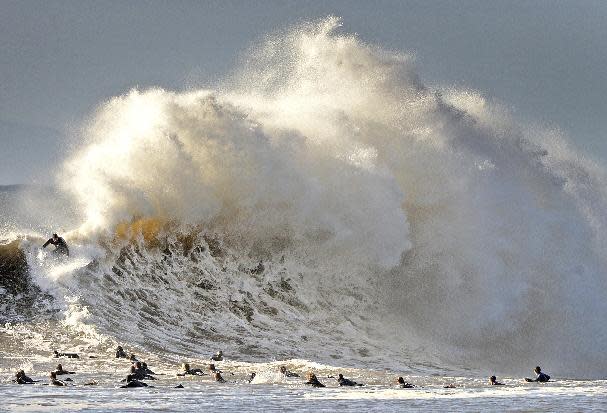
[2, 17, 607, 378]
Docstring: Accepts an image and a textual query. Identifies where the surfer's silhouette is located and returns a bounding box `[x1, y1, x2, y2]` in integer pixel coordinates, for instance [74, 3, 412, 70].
[42, 233, 69, 257]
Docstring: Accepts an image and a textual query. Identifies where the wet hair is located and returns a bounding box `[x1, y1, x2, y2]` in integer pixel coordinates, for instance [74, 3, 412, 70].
[397, 377, 405, 384]
[56, 364, 63, 371]
[130, 366, 136, 373]
[279, 366, 286, 373]
[535, 366, 541, 373]
[338, 373, 344, 379]
[117, 346, 123, 350]
[53, 233, 58, 238]
[135, 361, 142, 369]
[490, 376, 497, 382]
[209, 363, 215, 370]
[182, 363, 190, 371]
[50, 371, 57, 379]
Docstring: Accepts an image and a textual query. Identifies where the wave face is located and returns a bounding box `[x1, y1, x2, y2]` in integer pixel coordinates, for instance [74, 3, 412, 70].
[3, 17, 607, 377]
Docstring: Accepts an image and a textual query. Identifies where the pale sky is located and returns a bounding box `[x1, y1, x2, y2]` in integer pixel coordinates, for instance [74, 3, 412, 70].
[1, 0, 606, 184]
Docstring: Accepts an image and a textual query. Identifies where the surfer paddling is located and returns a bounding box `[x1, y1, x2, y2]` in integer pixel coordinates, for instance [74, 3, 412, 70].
[43, 233, 69, 256]
[525, 366, 551, 383]
[489, 375, 505, 385]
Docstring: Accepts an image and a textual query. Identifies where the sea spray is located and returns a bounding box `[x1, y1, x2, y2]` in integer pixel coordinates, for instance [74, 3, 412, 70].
[2, 17, 606, 377]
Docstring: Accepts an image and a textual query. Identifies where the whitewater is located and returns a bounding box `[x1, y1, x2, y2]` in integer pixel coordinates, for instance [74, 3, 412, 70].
[1, 17, 607, 411]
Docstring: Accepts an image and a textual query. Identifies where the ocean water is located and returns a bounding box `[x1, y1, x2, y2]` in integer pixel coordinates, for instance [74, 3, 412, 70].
[2, 17, 607, 411]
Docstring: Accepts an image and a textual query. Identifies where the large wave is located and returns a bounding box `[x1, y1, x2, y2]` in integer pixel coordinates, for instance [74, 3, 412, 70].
[4, 17, 607, 377]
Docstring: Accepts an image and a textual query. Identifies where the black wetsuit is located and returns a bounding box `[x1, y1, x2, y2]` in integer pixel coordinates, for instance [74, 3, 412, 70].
[43, 237, 69, 256]
[179, 369, 205, 376]
[536, 372, 550, 382]
[121, 380, 149, 388]
[338, 377, 362, 387]
[55, 369, 75, 375]
[305, 378, 326, 388]
[116, 349, 128, 358]
[133, 369, 156, 380]
[50, 379, 66, 386]
[15, 375, 34, 384]
[54, 351, 79, 358]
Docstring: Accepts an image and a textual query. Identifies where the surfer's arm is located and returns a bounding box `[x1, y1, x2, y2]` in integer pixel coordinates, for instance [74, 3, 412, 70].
[42, 239, 52, 248]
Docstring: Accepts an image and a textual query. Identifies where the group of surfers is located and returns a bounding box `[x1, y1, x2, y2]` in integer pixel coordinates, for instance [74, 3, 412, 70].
[13, 346, 551, 389]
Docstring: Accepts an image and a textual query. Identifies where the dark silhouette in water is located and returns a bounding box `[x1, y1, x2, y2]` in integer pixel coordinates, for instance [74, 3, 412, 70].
[120, 374, 151, 388]
[305, 372, 325, 388]
[14, 370, 36, 384]
[115, 346, 128, 358]
[178, 362, 205, 376]
[49, 371, 66, 386]
[397, 377, 415, 388]
[43, 233, 69, 256]
[489, 375, 505, 385]
[279, 366, 300, 377]
[525, 366, 550, 383]
[54, 364, 75, 375]
[54, 350, 79, 358]
[337, 373, 363, 387]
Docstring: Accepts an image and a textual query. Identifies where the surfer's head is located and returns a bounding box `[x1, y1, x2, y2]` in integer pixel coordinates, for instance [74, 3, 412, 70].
[534, 366, 541, 374]
[56, 364, 63, 371]
[338, 373, 344, 379]
[397, 376, 405, 384]
[52, 233, 58, 240]
[182, 363, 190, 371]
[279, 366, 287, 374]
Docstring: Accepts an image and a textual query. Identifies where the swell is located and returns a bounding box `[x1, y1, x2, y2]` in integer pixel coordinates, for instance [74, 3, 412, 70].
[2, 17, 607, 378]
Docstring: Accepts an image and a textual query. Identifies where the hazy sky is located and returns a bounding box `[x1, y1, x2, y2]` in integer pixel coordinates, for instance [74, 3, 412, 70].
[1, 0, 606, 184]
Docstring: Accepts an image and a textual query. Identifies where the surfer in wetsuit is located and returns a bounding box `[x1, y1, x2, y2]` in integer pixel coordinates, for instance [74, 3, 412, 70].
[214, 372, 226, 383]
[116, 346, 128, 358]
[49, 371, 66, 386]
[337, 373, 363, 387]
[178, 363, 205, 376]
[489, 375, 505, 385]
[279, 366, 300, 378]
[526, 366, 550, 382]
[43, 233, 69, 256]
[54, 350, 79, 358]
[132, 362, 156, 380]
[120, 374, 150, 388]
[14, 370, 35, 384]
[305, 372, 325, 388]
[54, 364, 75, 375]
[396, 376, 415, 388]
